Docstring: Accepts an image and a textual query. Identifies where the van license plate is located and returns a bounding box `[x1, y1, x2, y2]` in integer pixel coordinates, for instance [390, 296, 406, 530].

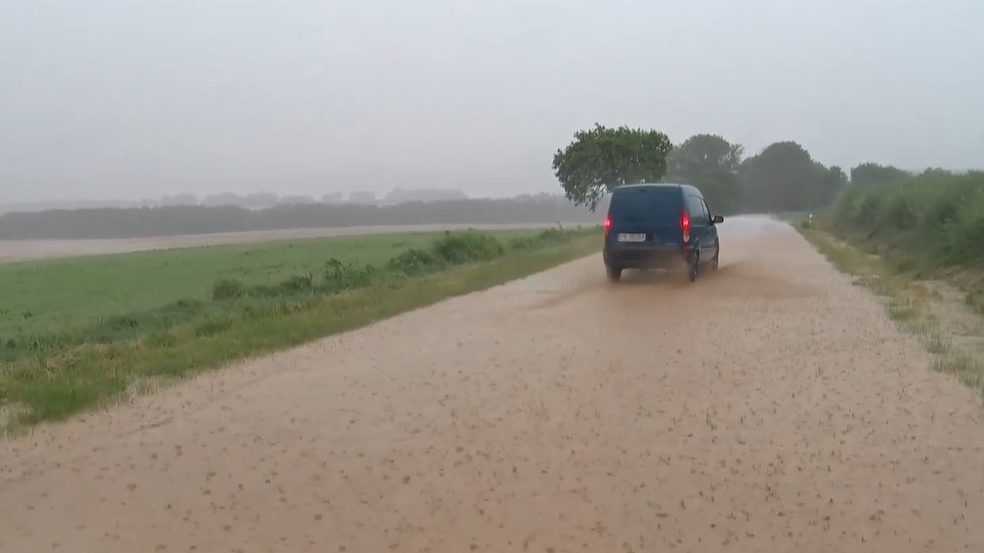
[617, 233, 646, 242]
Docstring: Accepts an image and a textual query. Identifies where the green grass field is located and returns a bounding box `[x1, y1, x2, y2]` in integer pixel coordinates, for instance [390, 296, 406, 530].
[0, 230, 541, 339]
[0, 227, 601, 431]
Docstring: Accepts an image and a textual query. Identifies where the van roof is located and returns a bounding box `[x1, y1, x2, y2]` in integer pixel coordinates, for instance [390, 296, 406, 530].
[612, 183, 702, 196]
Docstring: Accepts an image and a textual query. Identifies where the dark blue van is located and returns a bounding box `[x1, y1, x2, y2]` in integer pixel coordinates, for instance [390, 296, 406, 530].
[603, 183, 723, 282]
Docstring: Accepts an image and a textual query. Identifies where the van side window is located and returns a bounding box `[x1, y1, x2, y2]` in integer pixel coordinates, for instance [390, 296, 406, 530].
[685, 195, 704, 224]
[700, 199, 712, 224]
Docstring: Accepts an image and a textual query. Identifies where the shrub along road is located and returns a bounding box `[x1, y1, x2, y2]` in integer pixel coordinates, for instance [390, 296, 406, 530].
[2, 216, 983, 552]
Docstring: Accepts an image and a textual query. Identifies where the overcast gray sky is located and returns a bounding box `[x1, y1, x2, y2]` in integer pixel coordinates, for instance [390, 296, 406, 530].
[2, 0, 982, 203]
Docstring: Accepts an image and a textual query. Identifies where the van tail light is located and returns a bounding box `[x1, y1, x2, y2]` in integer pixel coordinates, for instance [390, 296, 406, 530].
[603, 215, 613, 237]
[681, 211, 691, 243]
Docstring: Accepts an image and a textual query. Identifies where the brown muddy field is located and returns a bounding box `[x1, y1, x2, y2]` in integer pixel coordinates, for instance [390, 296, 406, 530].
[2, 216, 982, 552]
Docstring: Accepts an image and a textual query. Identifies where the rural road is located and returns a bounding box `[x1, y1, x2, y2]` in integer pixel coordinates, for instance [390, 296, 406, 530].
[2, 216, 983, 552]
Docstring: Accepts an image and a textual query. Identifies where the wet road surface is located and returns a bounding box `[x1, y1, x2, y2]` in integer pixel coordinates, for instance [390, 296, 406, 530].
[2, 216, 982, 552]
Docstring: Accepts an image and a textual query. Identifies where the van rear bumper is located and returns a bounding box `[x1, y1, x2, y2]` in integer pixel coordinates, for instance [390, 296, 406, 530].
[604, 243, 689, 270]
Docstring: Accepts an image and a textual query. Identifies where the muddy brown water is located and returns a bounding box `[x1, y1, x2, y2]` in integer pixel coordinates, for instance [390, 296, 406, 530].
[2, 216, 982, 552]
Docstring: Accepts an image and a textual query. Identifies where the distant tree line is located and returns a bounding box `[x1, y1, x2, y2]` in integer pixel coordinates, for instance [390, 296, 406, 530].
[848, 163, 962, 187]
[0, 195, 601, 240]
[164, 187, 467, 209]
[0, 188, 472, 216]
[4, 125, 972, 239]
[553, 125, 967, 215]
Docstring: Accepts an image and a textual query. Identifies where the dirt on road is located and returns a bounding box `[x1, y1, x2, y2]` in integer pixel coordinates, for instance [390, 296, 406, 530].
[2, 216, 982, 552]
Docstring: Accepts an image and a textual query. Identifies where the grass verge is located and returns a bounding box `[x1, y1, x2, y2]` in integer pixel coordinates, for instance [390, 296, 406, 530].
[0, 228, 600, 432]
[798, 224, 983, 399]
[0, 228, 551, 340]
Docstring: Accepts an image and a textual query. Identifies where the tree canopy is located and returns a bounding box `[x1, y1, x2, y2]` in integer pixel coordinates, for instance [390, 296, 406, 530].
[738, 141, 843, 212]
[552, 130, 843, 214]
[550, 128, 962, 215]
[552, 124, 673, 210]
[850, 163, 911, 187]
[666, 134, 744, 214]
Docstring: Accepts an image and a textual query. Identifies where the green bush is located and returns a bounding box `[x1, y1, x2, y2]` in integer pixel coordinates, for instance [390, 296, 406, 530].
[239, 273, 315, 299]
[432, 232, 504, 264]
[884, 194, 918, 230]
[323, 258, 376, 292]
[944, 207, 984, 263]
[86, 299, 202, 345]
[829, 172, 984, 267]
[508, 236, 538, 250]
[212, 278, 245, 300]
[929, 195, 960, 228]
[509, 227, 573, 250]
[245, 284, 281, 298]
[857, 194, 882, 225]
[534, 227, 570, 244]
[278, 273, 314, 294]
[832, 186, 862, 226]
[387, 248, 444, 275]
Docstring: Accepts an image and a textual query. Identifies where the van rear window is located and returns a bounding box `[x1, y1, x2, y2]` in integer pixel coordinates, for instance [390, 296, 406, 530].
[609, 187, 680, 222]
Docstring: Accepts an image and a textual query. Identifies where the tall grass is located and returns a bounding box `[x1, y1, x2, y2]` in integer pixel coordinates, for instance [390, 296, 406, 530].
[799, 225, 984, 399]
[831, 172, 984, 268]
[804, 174, 984, 399]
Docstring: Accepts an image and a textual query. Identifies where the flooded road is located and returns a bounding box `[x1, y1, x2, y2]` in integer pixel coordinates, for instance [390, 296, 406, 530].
[2, 216, 982, 552]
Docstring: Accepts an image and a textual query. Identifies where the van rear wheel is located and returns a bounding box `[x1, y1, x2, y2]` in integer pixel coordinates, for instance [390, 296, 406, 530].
[687, 253, 699, 282]
[606, 265, 622, 282]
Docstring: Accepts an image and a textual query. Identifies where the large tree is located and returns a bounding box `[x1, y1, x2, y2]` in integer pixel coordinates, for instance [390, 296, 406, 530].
[552, 124, 673, 209]
[666, 134, 743, 213]
[738, 141, 834, 212]
[820, 165, 848, 207]
[850, 163, 910, 187]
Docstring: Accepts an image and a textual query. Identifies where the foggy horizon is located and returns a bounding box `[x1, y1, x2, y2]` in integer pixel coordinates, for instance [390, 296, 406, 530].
[3, 0, 982, 204]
